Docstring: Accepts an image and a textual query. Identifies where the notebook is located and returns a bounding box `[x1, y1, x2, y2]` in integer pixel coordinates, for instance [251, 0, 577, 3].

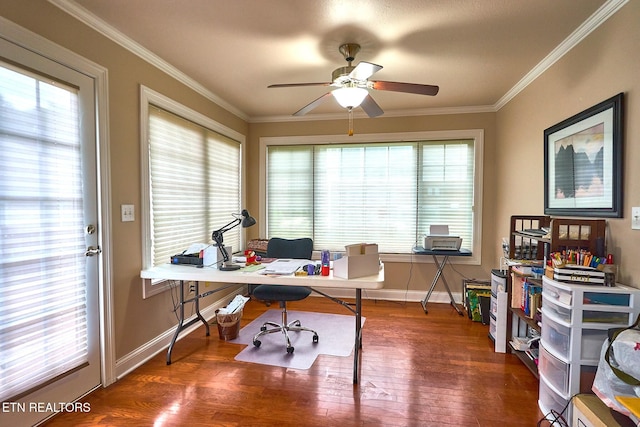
[616, 396, 640, 419]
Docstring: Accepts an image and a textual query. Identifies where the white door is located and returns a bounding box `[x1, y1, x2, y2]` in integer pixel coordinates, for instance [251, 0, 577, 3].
[0, 38, 101, 427]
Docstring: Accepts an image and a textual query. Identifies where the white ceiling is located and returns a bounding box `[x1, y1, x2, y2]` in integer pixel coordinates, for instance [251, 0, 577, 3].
[60, 0, 615, 121]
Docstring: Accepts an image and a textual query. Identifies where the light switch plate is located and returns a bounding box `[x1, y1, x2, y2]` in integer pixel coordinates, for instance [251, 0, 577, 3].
[121, 204, 135, 222]
[632, 207, 640, 230]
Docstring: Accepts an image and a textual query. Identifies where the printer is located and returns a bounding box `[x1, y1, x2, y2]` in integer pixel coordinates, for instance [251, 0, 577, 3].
[423, 225, 463, 251]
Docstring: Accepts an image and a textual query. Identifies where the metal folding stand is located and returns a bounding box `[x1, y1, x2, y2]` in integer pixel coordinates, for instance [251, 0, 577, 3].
[420, 254, 463, 315]
[412, 246, 472, 315]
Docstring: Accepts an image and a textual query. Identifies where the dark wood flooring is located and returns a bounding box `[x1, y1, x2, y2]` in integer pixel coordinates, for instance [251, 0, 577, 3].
[43, 297, 545, 426]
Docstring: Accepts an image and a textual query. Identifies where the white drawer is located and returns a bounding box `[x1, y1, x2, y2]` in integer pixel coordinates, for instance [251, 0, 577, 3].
[580, 329, 608, 362]
[542, 314, 609, 362]
[582, 310, 630, 325]
[541, 314, 570, 359]
[539, 345, 569, 395]
[542, 295, 571, 323]
[491, 295, 498, 315]
[539, 376, 569, 417]
[543, 280, 572, 305]
[489, 316, 497, 338]
[583, 291, 631, 307]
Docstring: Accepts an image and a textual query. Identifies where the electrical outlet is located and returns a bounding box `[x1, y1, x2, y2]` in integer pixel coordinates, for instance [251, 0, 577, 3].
[121, 204, 135, 222]
[632, 207, 640, 230]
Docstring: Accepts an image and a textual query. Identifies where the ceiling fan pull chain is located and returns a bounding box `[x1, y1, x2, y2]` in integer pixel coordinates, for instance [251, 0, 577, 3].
[348, 108, 354, 136]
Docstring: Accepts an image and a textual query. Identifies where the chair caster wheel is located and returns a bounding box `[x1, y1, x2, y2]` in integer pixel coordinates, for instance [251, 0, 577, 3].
[312, 334, 319, 343]
[286, 346, 294, 354]
[253, 340, 261, 348]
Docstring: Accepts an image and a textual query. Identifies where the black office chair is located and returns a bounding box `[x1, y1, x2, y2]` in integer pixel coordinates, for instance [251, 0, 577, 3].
[252, 237, 318, 354]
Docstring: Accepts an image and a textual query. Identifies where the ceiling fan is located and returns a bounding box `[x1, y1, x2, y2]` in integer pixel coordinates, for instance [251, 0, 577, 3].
[268, 43, 439, 118]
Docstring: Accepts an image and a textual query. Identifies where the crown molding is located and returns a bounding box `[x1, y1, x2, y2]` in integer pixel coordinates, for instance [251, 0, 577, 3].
[48, 0, 249, 122]
[495, 0, 628, 110]
[249, 104, 497, 123]
[50, 0, 627, 124]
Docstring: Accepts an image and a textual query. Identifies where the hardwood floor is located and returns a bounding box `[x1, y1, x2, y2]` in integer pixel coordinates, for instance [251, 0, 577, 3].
[43, 297, 545, 426]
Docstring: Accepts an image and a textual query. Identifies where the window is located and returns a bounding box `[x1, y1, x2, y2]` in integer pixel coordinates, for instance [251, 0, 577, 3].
[140, 87, 245, 296]
[261, 130, 483, 263]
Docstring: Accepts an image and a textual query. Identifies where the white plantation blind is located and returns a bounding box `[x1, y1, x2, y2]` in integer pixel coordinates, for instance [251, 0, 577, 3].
[0, 63, 88, 400]
[418, 141, 475, 250]
[148, 106, 241, 266]
[266, 146, 314, 238]
[267, 140, 475, 253]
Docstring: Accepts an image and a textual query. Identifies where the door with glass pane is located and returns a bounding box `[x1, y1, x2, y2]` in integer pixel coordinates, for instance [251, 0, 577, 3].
[0, 39, 101, 426]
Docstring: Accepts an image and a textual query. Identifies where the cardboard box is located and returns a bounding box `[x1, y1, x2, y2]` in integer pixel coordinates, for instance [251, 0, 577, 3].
[333, 244, 379, 279]
[345, 243, 378, 256]
[545, 265, 554, 279]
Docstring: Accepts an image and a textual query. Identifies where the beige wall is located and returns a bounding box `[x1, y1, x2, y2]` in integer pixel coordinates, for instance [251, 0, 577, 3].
[495, 0, 640, 288]
[1, 0, 637, 365]
[0, 0, 248, 359]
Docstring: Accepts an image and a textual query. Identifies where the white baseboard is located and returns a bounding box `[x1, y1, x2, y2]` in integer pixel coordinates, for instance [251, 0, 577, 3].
[310, 287, 463, 305]
[115, 286, 462, 379]
[115, 285, 245, 379]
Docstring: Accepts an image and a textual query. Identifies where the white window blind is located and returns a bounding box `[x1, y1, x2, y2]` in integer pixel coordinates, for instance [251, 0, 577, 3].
[0, 63, 88, 401]
[267, 139, 475, 253]
[148, 106, 241, 266]
[418, 141, 475, 250]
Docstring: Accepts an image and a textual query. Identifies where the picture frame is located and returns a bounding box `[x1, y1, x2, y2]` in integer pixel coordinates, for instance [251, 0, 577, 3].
[544, 93, 623, 218]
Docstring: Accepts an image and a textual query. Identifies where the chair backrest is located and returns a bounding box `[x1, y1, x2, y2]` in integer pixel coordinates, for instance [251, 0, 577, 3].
[266, 237, 313, 259]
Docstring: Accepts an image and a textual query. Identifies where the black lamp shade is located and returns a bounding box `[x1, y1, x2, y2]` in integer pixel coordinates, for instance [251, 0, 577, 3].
[241, 209, 256, 228]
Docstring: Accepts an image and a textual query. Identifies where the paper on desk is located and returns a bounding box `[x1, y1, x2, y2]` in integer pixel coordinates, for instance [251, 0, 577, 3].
[183, 243, 209, 255]
[218, 295, 249, 314]
[259, 259, 310, 275]
[241, 264, 265, 272]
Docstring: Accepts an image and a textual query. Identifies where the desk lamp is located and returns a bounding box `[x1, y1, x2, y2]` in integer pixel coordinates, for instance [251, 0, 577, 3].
[211, 209, 256, 271]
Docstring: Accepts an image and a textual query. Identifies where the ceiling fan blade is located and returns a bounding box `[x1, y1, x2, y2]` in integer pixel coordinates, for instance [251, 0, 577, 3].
[370, 80, 439, 96]
[268, 82, 331, 88]
[360, 94, 384, 118]
[349, 61, 383, 81]
[293, 92, 333, 116]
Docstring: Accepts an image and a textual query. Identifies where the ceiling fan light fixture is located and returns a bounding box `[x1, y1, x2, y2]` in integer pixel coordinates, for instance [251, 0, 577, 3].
[332, 86, 368, 109]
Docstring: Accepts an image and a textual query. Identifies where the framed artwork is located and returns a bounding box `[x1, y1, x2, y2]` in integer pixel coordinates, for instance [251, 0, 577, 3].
[544, 93, 623, 218]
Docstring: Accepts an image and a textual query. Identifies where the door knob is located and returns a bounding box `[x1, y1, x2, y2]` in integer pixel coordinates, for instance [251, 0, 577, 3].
[85, 246, 102, 257]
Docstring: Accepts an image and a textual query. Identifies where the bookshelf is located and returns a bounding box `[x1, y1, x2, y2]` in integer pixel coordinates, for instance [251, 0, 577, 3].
[504, 215, 607, 378]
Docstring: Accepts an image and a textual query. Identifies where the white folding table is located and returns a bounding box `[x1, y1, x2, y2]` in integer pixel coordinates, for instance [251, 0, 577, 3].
[141, 262, 385, 384]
